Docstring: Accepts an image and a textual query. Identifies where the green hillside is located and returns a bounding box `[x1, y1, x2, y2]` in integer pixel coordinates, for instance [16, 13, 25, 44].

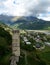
[10, 17, 50, 30]
[0, 26, 12, 65]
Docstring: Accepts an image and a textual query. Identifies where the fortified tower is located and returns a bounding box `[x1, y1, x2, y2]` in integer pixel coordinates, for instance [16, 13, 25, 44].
[10, 30, 20, 65]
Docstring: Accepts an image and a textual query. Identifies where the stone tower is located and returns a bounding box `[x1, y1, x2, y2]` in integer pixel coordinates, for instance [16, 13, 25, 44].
[10, 30, 20, 65]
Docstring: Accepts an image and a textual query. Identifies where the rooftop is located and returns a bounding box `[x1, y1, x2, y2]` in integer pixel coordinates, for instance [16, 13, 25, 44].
[26, 42, 31, 44]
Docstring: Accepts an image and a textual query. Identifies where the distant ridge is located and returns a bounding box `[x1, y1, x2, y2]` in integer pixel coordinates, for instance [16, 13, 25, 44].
[0, 14, 14, 24]
[10, 16, 50, 30]
[0, 15, 50, 30]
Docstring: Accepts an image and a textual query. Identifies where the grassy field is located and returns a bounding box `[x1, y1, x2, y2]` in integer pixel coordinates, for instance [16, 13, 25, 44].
[36, 45, 50, 65]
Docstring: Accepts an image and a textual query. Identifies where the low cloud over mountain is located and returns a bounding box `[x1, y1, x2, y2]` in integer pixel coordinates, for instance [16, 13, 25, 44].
[0, 0, 50, 20]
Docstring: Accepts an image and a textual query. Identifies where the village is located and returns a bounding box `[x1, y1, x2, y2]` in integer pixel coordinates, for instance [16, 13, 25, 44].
[20, 30, 50, 50]
[19, 30, 50, 65]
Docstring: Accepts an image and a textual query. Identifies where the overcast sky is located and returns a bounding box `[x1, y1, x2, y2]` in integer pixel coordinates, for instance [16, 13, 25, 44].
[0, 0, 50, 21]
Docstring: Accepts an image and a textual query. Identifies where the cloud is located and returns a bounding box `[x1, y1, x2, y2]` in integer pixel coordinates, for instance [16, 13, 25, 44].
[0, 0, 50, 20]
[38, 13, 50, 21]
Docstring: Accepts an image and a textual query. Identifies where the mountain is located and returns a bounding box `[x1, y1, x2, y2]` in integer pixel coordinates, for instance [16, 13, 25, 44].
[0, 14, 14, 24]
[10, 16, 50, 30]
[0, 15, 50, 30]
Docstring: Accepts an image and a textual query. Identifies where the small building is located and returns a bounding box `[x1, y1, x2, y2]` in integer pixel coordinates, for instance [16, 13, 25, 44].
[26, 41, 31, 45]
[36, 35, 41, 39]
[44, 42, 50, 46]
[35, 43, 41, 48]
[24, 37, 28, 42]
